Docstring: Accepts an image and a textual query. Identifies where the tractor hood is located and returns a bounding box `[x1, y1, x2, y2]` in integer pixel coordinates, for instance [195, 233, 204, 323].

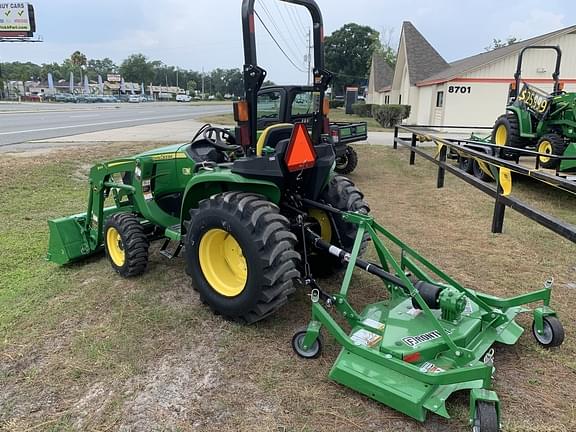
[135, 143, 187, 158]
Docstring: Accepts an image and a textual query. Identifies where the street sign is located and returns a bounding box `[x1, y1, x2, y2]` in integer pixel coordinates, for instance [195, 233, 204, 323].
[0, 3, 35, 37]
[107, 74, 121, 82]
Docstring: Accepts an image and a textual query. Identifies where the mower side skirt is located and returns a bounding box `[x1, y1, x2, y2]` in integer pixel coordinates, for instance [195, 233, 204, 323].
[329, 349, 433, 421]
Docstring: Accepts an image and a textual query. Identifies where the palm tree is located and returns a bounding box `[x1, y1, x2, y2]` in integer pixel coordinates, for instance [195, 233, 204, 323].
[70, 51, 87, 86]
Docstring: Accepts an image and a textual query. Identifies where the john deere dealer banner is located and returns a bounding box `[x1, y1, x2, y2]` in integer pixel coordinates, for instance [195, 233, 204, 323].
[0, 3, 30, 32]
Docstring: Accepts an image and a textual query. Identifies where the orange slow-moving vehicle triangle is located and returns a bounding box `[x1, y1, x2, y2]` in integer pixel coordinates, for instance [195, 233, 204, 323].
[285, 123, 316, 172]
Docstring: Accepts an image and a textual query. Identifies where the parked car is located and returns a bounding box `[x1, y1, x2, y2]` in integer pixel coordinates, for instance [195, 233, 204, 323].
[176, 94, 192, 102]
[128, 95, 141, 103]
[50, 93, 77, 103]
[101, 95, 119, 103]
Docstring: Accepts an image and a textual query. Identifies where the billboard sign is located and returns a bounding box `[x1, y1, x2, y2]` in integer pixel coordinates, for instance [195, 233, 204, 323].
[0, 3, 35, 37]
[107, 74, 121, 83]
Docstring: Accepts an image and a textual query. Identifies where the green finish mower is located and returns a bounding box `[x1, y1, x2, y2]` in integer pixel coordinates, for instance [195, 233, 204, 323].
[492, 45, 576, 171]
[47, 2, 564, 430]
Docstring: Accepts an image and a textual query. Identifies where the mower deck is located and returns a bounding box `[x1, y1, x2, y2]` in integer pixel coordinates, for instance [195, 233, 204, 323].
[294, 210, 563, 430]
[329, 297, 524, 421]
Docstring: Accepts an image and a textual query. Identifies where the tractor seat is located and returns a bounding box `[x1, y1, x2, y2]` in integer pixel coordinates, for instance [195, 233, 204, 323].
[256, 124, 294, 156]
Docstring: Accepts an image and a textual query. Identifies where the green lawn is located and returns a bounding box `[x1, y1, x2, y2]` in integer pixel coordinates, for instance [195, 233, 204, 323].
[0, 144, 575, 431]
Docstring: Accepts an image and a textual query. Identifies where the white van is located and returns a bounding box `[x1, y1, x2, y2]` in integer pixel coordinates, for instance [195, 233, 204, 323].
[176, 94, 192, 102]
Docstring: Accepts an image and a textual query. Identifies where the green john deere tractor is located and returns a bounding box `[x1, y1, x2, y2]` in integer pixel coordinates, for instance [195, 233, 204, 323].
[492, 45, 576, 170]
[48, 2, 564, 430]
[47, 0, 369, 324]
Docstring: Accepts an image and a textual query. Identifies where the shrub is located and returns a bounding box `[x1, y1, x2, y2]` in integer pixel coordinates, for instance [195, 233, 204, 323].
[372, 104, 412, 128]
[351, 103, 375, 117]
[329, 99, 345, 109]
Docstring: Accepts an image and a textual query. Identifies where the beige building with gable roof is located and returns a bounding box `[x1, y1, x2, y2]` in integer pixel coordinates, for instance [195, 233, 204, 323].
[367, 22, 576, 127]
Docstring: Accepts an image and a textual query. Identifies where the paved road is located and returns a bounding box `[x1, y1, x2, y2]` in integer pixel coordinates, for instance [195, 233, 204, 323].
[0, 102, 230, 147]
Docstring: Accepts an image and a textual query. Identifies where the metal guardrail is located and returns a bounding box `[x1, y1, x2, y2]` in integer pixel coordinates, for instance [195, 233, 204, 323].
[393, 124, 576, 244]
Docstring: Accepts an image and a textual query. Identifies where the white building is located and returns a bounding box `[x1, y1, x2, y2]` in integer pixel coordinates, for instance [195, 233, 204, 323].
[367, 22, 576, 127]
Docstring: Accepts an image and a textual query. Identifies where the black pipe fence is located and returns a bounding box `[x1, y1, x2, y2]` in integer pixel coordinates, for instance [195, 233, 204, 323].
[393, 124, 576, 244]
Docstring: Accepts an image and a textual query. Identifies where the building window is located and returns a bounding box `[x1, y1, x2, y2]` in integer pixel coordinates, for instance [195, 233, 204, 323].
[399, 94, 402, 104]
[436, 91, 444, 108]
[384, 95, 390, 104]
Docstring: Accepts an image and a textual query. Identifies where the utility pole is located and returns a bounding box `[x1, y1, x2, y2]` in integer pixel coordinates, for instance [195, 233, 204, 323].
[202, 67, 205, 99]
[307, 27, 312, 86]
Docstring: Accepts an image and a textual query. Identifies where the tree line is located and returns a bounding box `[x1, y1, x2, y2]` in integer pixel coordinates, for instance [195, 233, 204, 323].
[0, 51, 270, 98]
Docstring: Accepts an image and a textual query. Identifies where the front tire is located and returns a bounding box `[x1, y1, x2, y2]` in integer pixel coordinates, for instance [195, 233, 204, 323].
[104, 213, 149, 277]
[537, 134, 566, 169]
[185, 192, 300, 324]
[334, 146, 358, 174]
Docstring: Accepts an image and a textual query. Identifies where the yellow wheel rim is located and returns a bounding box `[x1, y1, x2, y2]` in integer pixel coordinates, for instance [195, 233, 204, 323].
[538, 140, 553, 164]
[199, 229, 247, 297]
[308, 209, 332, 242]
[495, 124, 507, 146]
[106, 227, 125, 267]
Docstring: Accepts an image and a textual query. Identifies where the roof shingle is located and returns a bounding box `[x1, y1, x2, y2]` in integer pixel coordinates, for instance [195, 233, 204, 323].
[418, 24, 576, 85]
[402, 21, 448, 85]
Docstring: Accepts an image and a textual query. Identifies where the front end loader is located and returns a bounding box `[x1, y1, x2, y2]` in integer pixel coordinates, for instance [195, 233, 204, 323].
[47, 1, 565, 431]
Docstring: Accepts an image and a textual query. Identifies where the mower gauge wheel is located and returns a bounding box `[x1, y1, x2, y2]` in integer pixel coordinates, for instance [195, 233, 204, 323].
[472, 401, 499, 432]
[532, 316, 564, 348]
[292, 327, 323, 359]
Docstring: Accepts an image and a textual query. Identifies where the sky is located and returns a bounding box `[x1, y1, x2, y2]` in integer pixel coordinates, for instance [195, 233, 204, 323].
[0, 0, 574, 84]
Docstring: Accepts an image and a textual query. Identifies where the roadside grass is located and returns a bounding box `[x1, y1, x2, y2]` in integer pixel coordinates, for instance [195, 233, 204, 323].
[198, 107, 390, 132]
[0, 143, 574, 431]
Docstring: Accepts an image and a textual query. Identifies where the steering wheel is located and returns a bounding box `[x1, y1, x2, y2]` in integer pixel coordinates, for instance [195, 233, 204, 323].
[203, 127, 240, 152]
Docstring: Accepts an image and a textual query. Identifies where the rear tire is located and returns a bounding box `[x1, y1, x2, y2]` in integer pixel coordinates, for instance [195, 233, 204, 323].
[334, 146, 358, 174]
[185, 192, 300, 324]
[537, 134, 566, 169]
[104, 213, 149, 278]
[492, 113, 527, 158]
[308, 175, 370, 275]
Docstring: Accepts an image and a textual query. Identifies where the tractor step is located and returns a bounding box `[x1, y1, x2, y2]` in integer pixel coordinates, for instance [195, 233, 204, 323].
[159, 238, 182, 259]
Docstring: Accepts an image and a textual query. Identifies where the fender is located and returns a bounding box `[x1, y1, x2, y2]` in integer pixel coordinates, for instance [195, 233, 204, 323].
[506, 106, 535, 138]
[180, 169, 281, 231]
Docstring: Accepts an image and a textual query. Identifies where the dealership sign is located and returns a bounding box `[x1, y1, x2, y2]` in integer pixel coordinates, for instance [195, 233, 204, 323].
[0, 3, 35, 36]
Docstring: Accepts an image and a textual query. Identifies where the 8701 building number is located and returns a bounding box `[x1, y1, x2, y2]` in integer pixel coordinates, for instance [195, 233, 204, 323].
[448, 86, 471, 94]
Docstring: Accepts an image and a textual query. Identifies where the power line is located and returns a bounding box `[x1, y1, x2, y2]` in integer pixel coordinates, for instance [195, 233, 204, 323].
[273, 0, 307, 48]
[254, 10, 307, 73]
[286, 4, 309, 37]
[257, 0, 304, 67]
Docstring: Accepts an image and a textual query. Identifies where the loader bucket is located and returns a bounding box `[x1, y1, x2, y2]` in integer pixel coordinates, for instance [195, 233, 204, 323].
[47, 213, 99, 265]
